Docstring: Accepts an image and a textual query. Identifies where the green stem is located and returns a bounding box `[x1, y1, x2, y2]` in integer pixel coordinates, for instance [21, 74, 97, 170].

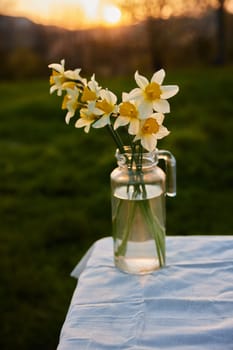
[138, 200, 166, 266]
[114, 197, 165, 267]
[107, 124, 125, 154]
[115, 200, 137, 256]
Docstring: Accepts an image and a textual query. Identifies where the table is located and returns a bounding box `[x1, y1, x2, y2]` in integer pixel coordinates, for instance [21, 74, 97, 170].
[57, 236, 233, 350]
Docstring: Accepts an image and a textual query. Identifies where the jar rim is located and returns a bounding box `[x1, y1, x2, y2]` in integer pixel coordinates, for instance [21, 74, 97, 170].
[115, 146, 158, 168]
[116, 146, 158, 156]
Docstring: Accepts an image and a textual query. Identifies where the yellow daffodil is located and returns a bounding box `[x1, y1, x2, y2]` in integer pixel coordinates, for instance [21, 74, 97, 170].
[62, 87, 80, 124]
[49, 59, 66, 96]
[48, 59, 83, 96]
[134, 113, 170, 151]
[93, 89, 118, 128]
[114, 93, 142, 135]
[81, 74, 101, 103]
[75, 102, 103, 133]
[128, 70, 179, 115]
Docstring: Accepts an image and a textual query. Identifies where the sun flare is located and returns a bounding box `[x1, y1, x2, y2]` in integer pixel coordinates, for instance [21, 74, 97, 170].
[102, 5, 122, 25]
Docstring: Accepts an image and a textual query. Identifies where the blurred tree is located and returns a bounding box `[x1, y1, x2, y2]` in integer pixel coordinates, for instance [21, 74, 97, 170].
[215, 0, 226, 64]
[117, 0, 228, 67]
[117, 0, 229, 20]
[117, 0, 208, 69]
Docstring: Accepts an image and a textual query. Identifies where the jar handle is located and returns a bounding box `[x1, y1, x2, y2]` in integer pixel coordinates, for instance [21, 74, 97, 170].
[158, 150, 176, 197]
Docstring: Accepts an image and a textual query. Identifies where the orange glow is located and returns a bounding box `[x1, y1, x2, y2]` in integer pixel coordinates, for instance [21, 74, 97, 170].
[2, 0, 123, 29]
[226, 0, 233, 14]
[2, 0, 233, 29]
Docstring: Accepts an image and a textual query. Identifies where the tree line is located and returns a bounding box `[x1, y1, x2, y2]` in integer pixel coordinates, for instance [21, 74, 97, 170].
[0, 2, 233, 79]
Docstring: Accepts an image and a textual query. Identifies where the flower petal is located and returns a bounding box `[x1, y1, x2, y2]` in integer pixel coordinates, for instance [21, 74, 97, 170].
[93, 107, 104, 116]
[156, 125, 170, 139]
[88, 76, 101, 92]
[49, 85, 57, 94]
[99, 89, 107, 100]
[48, 60, 65, 73]
[150, 112, 165, 125]
[57, 88, 63, 97]
[151, 69, 165, 85]
[65, 111, 74, 124]
[138, 102, 153, 119]
[141, 134, 157, 152]
[84, 125, 91, 133]
[114, 116, 129, 130]
[122, 92, 130, 101]
[75, 118, 90, 129]
[160, 85, 179, 99]
[128, 119, 140, 135]
[93, 115, 110, 128]
[108, 90, 117, 104]
[127, 88, 142, 100]
[135, 71, 149, 89]
[64, 69, 81, 80]
[99, 89, 117, 104]
[153, 99, 170, 113]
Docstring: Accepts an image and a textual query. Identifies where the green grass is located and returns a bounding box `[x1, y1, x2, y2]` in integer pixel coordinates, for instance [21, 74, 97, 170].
[0, 67, 233, 349]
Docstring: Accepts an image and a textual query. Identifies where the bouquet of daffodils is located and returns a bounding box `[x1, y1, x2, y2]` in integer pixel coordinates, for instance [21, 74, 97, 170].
[48, 59, 178, 155]
[49, 60, 179, 271]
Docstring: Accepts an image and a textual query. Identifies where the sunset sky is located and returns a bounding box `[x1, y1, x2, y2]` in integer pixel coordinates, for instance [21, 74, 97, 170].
[1, 0, 233, 29]
[1, 0, 124, 29]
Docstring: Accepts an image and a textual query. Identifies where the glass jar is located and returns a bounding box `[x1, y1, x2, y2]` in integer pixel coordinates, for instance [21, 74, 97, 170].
[110, 147, 176, 274]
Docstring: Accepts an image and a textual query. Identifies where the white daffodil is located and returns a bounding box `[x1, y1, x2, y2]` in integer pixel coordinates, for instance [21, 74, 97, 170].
[62, 87, 80, 124]
[49, 59, 66, 96]
[128, 70, 179, 115]
[49, 59, 83, 96]
[114, 93, 142, 135]
[134, 113, 170, 152]
[93, 89, 118, 128]
[81, 74, 102, 103]
[64, 68, 82, 81]
[48, 59, 65, 75]
[75, 102, 103, 133]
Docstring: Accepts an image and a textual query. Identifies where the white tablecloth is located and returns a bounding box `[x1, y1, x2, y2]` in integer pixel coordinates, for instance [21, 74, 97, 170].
[57, 236, 233, 350]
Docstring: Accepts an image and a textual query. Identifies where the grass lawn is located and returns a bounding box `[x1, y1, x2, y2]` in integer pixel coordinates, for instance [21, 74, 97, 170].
[0, 67, 233, 349]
